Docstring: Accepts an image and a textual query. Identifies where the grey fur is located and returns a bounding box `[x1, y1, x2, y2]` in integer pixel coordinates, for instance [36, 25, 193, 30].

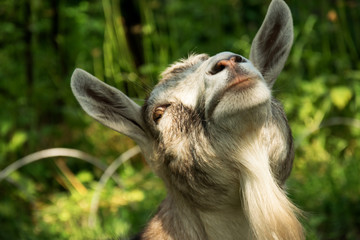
[250, 0, 293, 87]
[71, 1, 303, 239]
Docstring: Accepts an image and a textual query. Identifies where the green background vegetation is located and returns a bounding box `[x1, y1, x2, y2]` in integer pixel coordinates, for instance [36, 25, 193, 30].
[0, 0, 359, 239]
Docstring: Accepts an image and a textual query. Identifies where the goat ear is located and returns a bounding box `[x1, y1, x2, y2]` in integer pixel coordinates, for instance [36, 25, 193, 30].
[71, 69, 149, 147]
[250, 0, 293, 88]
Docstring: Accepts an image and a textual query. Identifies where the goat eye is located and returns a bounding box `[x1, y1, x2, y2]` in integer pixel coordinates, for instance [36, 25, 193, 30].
[153, 105, 168, 124]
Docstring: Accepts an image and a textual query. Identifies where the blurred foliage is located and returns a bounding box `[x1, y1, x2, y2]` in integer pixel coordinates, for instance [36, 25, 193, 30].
[0, 0, 359, 239]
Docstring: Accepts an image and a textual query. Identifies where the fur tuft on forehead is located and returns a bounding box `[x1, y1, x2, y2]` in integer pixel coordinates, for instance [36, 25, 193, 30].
[160, 54, 209, 83]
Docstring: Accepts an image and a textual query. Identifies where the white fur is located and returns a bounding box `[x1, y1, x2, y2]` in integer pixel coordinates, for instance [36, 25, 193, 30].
[71, 1, 304, 239]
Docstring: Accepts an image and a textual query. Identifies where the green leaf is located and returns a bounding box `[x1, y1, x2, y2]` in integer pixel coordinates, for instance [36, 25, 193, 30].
[76, 170, 93, 183]
[9, 131, 27, 152]
[330, 86, 353, 110]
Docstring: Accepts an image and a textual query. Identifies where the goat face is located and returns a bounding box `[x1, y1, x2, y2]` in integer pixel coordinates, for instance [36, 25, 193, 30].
[71, 0, 295, 218]
[147, 52, 271, 132]
[140, 52, 293, 207]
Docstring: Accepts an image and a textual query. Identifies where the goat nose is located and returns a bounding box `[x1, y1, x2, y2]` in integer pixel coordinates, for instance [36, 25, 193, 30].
[208, 55, 246, 75]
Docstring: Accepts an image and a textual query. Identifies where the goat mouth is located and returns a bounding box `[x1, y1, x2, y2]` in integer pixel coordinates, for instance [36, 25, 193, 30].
[225, 75, 257, 92]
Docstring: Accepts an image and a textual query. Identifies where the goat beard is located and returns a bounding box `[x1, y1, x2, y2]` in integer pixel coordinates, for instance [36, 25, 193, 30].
[237, 137, 304, 240]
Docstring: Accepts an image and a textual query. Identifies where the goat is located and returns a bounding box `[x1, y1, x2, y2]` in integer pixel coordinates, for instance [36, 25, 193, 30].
[71, 0, 304, 239]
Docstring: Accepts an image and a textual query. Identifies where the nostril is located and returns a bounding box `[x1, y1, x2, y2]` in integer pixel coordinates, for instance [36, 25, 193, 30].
[209, 63, 226, 75]
[232, 55, 245, 63]
[208, 55, 246, 75]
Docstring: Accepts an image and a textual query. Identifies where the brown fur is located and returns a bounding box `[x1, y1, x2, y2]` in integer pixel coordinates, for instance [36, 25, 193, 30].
[71, 1, 304, 239]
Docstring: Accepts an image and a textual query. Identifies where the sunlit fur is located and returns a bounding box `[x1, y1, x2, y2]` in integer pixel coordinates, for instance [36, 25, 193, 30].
[141, 54, 303, 240]
[71, 0, 304, 239]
